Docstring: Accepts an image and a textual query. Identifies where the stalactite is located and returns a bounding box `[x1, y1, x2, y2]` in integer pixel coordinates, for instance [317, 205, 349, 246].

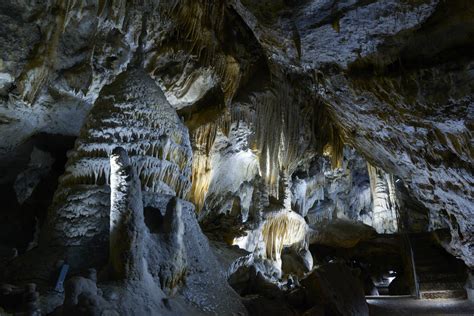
[166, 0, 225, 63]
[314, 100, 344, 169]
[291, 171, 326, 217]
[367, 163, 399, 233]
[189, 114, 231, 211]
[215, 54, 242, 104]
[278, 169, 291, 209]
[189, 122, 218, 211]
[229, 81, 304, 199]
[261, 210, 308, 262]
[16, 0, 70, 105]
[164, 0, 241, 104]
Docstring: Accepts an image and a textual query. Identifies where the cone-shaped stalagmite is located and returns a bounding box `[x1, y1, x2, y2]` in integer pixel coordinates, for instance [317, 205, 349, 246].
[158, 197, 187, 292]
[109, 147, 145, 281]
[39, 68, 192, 272]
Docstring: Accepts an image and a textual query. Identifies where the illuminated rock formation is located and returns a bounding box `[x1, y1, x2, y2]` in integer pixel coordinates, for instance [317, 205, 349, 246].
[261, 211, 308, 263]
[109, 147, 145, 281]
[108, 147, 187, 291]
[367, 163, 399, 234]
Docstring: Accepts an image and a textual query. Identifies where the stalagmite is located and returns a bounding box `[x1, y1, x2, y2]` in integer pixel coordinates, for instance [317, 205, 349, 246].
[109, 147, 145, 280]
[157, 197, 187, 292]
[41, 68, 192, 265]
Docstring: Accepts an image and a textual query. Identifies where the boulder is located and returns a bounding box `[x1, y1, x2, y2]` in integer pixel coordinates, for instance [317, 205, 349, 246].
[282, 247, 313, 278]
[309, 219, 376, 248]
[300, 263, 369, 316]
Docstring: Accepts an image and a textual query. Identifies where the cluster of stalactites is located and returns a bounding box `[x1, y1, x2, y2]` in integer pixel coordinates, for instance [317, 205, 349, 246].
[189, 121, 220, 211]
[16, 0, 71, 105]
[367, 163, 399, 234]
[237, 90, 344, 202]
[15, 0, 147, 105]
[261, 210, 308, 262]
[166, 0, 241, 104]
[230, 84, 303, 200]
[315, 101, 344, 170]
[188, 112, 232, 211]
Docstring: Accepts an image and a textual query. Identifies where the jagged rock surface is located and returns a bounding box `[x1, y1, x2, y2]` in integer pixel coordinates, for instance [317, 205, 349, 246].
[0, 0, 473, 314]
[292, 0, 474, 265]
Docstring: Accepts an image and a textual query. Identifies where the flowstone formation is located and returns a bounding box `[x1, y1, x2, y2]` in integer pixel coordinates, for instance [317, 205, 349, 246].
[0, 0, 473, 315]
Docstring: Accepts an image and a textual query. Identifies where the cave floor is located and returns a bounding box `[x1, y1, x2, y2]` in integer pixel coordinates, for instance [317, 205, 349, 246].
[367, 297, 474, 315]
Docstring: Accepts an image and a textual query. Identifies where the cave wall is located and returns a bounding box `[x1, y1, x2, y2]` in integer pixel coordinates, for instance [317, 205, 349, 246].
[294, 0, 474, 265]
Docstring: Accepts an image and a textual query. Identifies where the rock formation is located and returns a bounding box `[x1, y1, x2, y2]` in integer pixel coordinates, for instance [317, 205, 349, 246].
[0, 0, 473, 314]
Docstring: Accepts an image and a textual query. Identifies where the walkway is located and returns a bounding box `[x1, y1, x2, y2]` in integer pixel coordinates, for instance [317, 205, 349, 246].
[367, 297, 474, 315]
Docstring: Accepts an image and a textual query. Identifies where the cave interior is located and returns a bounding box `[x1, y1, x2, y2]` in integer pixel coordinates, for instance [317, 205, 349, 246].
[0, 0, 473, 315]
